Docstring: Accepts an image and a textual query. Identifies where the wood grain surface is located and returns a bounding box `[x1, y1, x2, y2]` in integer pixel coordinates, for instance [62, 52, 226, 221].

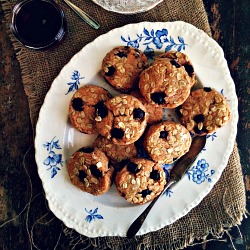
[0, 0, 249, 249]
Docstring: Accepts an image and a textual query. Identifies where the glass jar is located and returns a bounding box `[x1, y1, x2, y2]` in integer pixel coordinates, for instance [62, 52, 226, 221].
[11, 0, 67, 50]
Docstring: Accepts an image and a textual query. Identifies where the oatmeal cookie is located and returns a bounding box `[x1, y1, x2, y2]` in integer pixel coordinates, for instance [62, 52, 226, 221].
[68, 147, 114, 196]
[93, 135, 137, 164]
[95, 94, 148, 145]
[69, 85, 111, 134]
[154, 51, 196, 87]
[143, 121, 192, 164]
[130, 90, 164, 124]
[101, 46, 148, 93]
[139, 59, 192, 109]
[178, 87, 231, 135]
[115, 158, 166, 204]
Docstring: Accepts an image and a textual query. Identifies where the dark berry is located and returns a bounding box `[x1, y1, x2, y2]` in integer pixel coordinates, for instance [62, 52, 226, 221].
[111, 128, 124, 139]
[72, 98, 84, 111]
[133, 108, 145, 120]
[95, 101, 108, 118]
[119, 159, 130, 169]
[116, 51, 127, 58]
[127, 162, 138, 173]
[194, 114, 205, 123]
[150, 169, 160, 181]
[78, 170, 87, 182]
[184, 64, 194, 77]
[175, 105, 183, 118]
[159, 131, 168, 139]
[170, 59, 181, 68]
[202, 127, 209, 133]
[104, 66, 115, 76]
[140, 189, 152, 198]
[90, 164, 102, 178]
[108, 161, 112, 169]
[78, 147, 94, 153]
[151, 92, 166, 104]
[203, 87, 212, 92]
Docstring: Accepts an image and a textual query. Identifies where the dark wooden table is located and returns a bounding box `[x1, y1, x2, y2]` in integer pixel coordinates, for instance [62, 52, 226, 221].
[0, 0, 249, 249]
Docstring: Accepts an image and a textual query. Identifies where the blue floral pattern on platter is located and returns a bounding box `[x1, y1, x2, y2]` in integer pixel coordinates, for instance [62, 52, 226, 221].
[121, 28, 187, 59]
[164, 189, 173, 197]
[203, 133, 217, 151]
[186, 159, 215, 184]
[65, 70, 84, 95]
[206, 132, 217, 141]
[85, 207, 103, 223]
[43, 137, 63, 178]
[189, 133, 217, 151]
[162, 164, 175, 197]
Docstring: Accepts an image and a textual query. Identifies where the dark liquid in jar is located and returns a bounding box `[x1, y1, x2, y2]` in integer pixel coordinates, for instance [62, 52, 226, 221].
[15, 1, 62, 45]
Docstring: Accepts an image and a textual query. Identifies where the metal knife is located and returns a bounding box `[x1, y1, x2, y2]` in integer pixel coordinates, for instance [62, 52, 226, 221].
[63, 0, 100, 30]
[126, 135, 207, 238]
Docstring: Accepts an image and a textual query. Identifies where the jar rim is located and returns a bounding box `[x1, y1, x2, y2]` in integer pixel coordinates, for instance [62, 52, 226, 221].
[11, 0, 67, 50]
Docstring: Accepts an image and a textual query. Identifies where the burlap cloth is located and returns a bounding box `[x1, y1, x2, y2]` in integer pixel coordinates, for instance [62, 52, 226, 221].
[1, 0, 246, 249]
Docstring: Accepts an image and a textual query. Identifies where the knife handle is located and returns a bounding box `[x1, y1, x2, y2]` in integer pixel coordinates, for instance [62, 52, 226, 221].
[126, 195, 158, 238]
[63, 0, 100, 30]
[126, 179, 175, 238]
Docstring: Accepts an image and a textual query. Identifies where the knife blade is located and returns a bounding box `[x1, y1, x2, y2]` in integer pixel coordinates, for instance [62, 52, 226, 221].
[126, 135, 207, 238]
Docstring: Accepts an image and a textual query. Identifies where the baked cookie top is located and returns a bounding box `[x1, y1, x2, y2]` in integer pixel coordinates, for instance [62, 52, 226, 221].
[67, 147, 114, 196]
[154, 51, 196, 87]
[139, 59, 192, 109]
[93, 135, 137, 164]
[143, 121, 192, 164]
[178, 87, 231, 135]
[115, 157, 166, 204]
[69, 85, 111, 134]
[101, 46, 148, 93]
[95, 94, 148, 145]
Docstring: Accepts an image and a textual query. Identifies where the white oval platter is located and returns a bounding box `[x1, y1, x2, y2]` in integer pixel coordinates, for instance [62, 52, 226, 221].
[35, 21, 238, 237]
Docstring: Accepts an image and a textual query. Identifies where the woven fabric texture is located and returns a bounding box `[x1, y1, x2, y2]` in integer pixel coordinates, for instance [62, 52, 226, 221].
[1, 0, 246, 249]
